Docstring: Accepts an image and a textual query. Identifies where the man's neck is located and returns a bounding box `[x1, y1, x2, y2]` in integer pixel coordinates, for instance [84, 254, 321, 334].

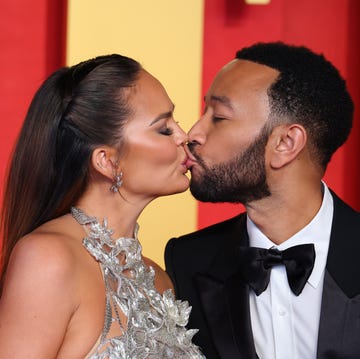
[245, 182, 324, 245]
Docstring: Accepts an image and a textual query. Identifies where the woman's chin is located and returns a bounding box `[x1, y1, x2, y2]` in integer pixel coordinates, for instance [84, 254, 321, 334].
[161, 178, 190, 197]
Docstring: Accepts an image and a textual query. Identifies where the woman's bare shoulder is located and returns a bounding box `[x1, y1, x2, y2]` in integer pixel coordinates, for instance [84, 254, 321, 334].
[0, 215, 82, 357]
[4, 214, 87, 301]
[12, 215, 80, 276]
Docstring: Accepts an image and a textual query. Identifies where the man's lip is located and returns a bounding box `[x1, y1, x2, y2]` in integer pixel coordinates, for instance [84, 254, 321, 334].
[182, 146, 198, 169]
[184, 145, 198, 162]
[185, 158, 196, 169]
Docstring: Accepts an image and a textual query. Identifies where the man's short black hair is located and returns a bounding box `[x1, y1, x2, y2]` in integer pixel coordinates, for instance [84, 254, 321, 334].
[236, 42, 354, 167]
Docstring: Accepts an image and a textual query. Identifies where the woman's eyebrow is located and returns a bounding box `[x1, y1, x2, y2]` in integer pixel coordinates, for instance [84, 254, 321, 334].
[149, 104, 175, 126]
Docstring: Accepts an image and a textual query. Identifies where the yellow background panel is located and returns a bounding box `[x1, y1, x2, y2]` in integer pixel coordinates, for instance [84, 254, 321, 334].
[67, 0, 204, 267]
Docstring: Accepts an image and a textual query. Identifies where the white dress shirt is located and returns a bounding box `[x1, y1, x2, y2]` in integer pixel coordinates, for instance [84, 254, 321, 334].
[247, 183, 333, 359]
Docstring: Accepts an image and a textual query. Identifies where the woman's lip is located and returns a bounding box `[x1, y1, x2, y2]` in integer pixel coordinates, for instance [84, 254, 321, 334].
[180, 156, 190, 172]
[181, 155, 189, 166]
[185, 158, 197, 169]
[184, 145, 197, 162]
[182, 144, 198, 169]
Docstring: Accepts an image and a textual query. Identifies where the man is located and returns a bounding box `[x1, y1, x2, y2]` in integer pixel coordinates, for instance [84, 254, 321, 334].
[165, 42, 360, 359]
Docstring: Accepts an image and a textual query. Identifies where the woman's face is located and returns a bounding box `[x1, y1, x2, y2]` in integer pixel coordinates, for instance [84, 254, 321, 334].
[119, 70, 189, 201]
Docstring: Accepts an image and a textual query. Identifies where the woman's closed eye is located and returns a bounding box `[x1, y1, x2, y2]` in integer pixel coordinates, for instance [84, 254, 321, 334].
[212, 116, 226, 123]
[159, 126, 174, 136]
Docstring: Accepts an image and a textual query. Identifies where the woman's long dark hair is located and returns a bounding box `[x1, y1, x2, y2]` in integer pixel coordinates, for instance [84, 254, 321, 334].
[0, 54, 141, 294]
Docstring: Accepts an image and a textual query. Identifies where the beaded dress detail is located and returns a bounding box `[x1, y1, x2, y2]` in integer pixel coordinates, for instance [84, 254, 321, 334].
[71, 207, 205, 359]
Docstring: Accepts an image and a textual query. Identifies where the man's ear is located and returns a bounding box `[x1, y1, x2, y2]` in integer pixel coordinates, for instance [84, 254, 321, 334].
[91, 146, 119, 180]
[268, 124, 307, 169]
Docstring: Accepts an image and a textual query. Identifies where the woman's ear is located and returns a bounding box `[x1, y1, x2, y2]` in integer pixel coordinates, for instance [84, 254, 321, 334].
[91, 146, 119, 180]
[268, 124, 307, 169]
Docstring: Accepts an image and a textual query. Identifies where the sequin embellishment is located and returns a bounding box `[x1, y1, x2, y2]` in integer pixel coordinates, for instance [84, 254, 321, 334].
[71, 207, 205, 359]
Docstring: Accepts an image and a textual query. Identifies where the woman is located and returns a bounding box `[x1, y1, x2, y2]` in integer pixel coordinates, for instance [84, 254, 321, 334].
[0, 54, 204, 358]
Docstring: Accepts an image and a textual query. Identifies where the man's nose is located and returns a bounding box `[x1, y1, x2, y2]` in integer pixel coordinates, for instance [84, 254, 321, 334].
[188, 119, 207, 146]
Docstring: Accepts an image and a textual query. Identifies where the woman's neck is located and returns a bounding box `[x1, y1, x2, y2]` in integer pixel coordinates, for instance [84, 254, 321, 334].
[75, 185, 150, 239]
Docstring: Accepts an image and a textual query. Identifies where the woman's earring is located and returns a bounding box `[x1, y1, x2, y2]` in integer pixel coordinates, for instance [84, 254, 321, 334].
[110, 171, 123, 193]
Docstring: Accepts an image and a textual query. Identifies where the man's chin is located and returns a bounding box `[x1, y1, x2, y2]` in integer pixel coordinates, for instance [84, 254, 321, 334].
[189, 181, 215, 203]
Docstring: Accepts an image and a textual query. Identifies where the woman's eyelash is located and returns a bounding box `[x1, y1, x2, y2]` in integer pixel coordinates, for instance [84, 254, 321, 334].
[159, 127, 173, 135]
[213, 116, 225, 122]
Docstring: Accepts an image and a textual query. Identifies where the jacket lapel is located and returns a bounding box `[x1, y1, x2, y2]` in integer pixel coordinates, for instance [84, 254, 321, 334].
[317, 271, 350, 357]
[317, 271, 360, 358]
[317, 192, 360, 357]
[194, 215, 258, 359]
[225, 271, 258, 358]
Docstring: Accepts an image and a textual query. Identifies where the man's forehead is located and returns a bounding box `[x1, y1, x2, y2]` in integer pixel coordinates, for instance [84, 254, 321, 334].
[209, 59, 279, 96]
[219, 59, 278, 80]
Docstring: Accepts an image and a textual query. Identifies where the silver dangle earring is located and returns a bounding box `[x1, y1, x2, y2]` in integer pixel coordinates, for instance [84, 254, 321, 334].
[110, 171, 123, 193]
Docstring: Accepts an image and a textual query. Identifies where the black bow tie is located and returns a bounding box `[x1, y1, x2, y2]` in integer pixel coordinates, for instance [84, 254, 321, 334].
[237, 244, 316, 296]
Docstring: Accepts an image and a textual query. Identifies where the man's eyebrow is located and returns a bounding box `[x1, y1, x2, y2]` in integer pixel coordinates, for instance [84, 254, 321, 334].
[205, 95, 234, 110]
[149, 104, 175, 126]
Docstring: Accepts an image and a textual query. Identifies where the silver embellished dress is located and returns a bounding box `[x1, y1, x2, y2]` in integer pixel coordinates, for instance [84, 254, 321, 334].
[71, 207, 205, 359]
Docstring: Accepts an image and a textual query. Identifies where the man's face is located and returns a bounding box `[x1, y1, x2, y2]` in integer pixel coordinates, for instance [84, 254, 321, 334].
[186, 59, 279, 204]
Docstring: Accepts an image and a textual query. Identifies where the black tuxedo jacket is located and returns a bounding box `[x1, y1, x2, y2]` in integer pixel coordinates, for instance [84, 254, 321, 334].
[165, 192, 360, 359]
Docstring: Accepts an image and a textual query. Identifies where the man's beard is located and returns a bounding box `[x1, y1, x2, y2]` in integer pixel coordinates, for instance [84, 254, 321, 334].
[189, 125, 272, 204]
